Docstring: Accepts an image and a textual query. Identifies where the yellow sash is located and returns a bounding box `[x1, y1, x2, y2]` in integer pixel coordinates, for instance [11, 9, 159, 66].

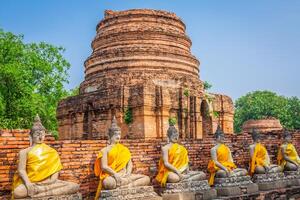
[277, 143, 300, 168]
[207, 144, 237, 185]
[155, 143, 189, 186]
[94, 143, 131, 200]
[249, 143, 268, 176]
[12, 143, 62, 190]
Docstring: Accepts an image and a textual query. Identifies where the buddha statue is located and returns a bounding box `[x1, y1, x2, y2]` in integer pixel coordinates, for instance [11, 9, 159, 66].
[207, 125, 248, 186]
[277, 130, 300, 171]
[155, 124, 206, 186]
[249, 129, 282, 176]
[12, 115, 79, 199]
[94, 116, 150, 200]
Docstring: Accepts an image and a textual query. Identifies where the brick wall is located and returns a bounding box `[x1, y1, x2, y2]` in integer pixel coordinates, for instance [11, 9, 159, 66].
[0, 129, 299, 199]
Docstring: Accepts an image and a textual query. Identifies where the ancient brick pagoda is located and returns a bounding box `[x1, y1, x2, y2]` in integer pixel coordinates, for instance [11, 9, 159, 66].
[57, 9, 234, 140]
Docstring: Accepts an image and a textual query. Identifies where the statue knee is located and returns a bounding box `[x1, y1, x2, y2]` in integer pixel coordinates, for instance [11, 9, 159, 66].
[254, 166, 266, 174]
[199, 171, 206, 179]
[167, 172, 180, 183]
[239, 168, 248, 176]
[269, 165, 282, 173]
[102, 177, 117, 190]
[285, 162, 298, 171]
[216, 170, 227, 178]
[68, 182, 80, 192]
[194, 171, 206, 180]
[142, 176, 150, 185]
[13, 184, 28, 199]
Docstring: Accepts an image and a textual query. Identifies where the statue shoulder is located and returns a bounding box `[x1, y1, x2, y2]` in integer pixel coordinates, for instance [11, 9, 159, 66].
[162, 144, 169, 152]
[249, 144, 255, 150]
[100, 146, 109, 154]
[19, 147, 33, 158]
[211, 145, 218, 153]
[280, 144, 287, 150]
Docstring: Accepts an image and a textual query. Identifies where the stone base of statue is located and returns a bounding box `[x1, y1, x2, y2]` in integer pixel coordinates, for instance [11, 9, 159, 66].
[252, 172, 287, 191]
[160, 180, 217, 200]
[284, 170, 300, 187]
[99, 186, 161, 200]
[214, 175, 259, 197]
[18, 193, 82, 200]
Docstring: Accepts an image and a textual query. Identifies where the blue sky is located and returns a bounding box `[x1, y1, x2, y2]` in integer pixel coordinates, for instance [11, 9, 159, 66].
[1, 0, 299, 100]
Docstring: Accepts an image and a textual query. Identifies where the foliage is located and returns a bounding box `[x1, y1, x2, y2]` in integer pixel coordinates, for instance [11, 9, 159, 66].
[0, 29, 70, 136]
[124, 107, 133, 124]
[65, 86, 80, 97]
[203, 81, 212, 90]
[234, 90, 300, 133]
[168, 117, 177, 126]
[213, 111, 220, 118]
[183, 88, 190, 97]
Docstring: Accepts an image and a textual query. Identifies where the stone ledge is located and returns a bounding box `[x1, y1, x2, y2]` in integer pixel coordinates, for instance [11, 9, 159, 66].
[252, 173, 287, 191]
[214, 175, 252, 187]
[216, 183, 259, 197]
[161, 180, 211, 194]
[99, 186, 161, 200]
[17, 193, 82, 200]
[284, 170, 300, 187]
[162, 189, 217, 200]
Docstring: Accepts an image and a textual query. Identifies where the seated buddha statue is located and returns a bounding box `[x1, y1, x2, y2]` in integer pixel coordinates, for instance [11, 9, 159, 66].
[12, 115, 79, 199]
[155, 124, 206, 186]
[208, 125, 247, 185]
[277, 130, 300, 171]
[249, 129, 282, 176]
[94, 116, 150, 200]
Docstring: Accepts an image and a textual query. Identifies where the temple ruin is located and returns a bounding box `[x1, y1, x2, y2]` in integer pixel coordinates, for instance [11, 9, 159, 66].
[57, 9, 234, 139]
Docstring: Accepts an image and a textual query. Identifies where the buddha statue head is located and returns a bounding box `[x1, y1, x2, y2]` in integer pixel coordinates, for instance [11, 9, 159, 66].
[251, 128, 261, 143]
[30, 114, 46, 144]
[108, 116, 121, 144]
[214, 125, 225, 143]
[167, 124, 179, 143]
[283, 129, 292, 143]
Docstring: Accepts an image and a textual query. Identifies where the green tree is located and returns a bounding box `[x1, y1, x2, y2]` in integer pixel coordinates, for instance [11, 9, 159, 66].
[66, 86, 80, 97]
[203, 81, 212, 90]
[0, 29, 70, 136]
[234, 90, 300, 133]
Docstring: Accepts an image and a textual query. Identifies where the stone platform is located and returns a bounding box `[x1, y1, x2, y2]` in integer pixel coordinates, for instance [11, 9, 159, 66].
[18, 193, 82, 200]
[252, 172, 287, 191]
[284, 170, 300, 186]
[214, 175, 259, 197]
[160, 180, 217, 200]
[99, 186, 161, 200]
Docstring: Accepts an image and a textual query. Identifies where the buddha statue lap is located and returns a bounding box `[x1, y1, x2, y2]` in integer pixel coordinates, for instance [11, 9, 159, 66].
[249, 129, 285, 190]
[277, 130, 300, 186]
[207, 125, 258, 196]
[12, 115, 80, 199]
[94, 116, 159, 200]
[156, 124, 216, 199]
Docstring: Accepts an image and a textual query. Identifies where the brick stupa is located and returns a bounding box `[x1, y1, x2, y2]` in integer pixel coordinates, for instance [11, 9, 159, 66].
[57, 9, 234, 139]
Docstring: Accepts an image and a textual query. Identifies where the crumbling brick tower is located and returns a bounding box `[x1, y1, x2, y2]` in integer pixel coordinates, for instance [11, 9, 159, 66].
[57, 9, 234, 139]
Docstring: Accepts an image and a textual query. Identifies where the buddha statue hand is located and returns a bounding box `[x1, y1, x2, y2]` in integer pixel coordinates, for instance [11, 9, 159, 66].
[264, 166, 270, 174]
[36, 178, 57, 186]
[223, 168, 231, 177]
[113, 173, 122, 187]
[26, 182, 37, 197]
[175, 170, 184, 180]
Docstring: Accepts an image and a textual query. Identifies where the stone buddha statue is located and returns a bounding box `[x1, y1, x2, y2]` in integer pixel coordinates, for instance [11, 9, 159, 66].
[277, 130, 300, 171]
[12, 115, 79, 199]
[155, 124, 206, 186]
[207, 125, 248, 185]
[249, 129, 282, 176]
[94, 116, 150, 200]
